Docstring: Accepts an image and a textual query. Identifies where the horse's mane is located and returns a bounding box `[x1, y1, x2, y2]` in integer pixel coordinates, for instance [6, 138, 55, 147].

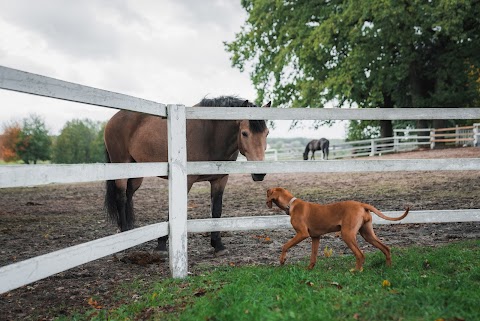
[197, 96, 267, 133]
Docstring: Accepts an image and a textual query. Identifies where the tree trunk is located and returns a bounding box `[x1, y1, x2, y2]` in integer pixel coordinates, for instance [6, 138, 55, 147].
[380, 92, 393, 138]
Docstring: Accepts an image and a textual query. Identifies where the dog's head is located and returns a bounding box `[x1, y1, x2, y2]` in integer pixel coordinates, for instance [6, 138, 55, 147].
[266, 188, 277, 208]
[266, 187, 290, 208]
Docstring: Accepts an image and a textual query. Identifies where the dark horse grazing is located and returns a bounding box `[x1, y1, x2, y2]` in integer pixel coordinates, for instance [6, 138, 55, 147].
[104, 96, 270, 256]
[303, 138, 329, 160]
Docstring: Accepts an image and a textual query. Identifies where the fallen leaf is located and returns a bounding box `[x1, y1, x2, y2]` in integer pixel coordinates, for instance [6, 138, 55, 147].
[423, 259, 431, 269]
[305, 281, 314, 287]
[330, 281, 343, 290]
[324, 246, 333, 257]
[194, 288, 207, 297]
[353, 313, 360, 320]
[87, 297, 103, 309]
[382, 280, 391, 287]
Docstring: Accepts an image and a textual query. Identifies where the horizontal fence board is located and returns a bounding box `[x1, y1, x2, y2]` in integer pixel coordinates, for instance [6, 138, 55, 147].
[434, 138, 474, 143]
[186, 107, 480, 120]
[0, 163, 168, 188]
[0, 66, 167, 117]
[6, 158, 478, 189]
[186, 209, 480, 233]
[0, 222, 168, 294]
[187, 158, 480, 175]
[2, 208, 478, 294]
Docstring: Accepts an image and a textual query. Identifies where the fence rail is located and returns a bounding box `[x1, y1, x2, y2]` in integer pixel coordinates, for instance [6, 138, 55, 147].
[0, 66, 167, 117]
[1, 66, 480, 294]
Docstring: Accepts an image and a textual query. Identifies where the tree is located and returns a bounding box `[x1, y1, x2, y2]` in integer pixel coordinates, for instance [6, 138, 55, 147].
[90, 122, 106, 163]
[0, 121, 22, 162]
[16, 114, 51, 164]
[226, 0, 480, 138]
[52, 119, 104, 164]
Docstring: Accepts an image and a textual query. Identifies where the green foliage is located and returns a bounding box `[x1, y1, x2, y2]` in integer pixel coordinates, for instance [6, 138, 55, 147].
[60, 241, 480, 321]
[226, 0, 480, 138]
[16, 114, 52, 164]
[347, 120, 380, 141]
[52, 119, 105, 164]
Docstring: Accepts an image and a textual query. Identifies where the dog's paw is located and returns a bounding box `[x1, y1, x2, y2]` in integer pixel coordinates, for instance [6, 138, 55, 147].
[349, 267, 364, 273]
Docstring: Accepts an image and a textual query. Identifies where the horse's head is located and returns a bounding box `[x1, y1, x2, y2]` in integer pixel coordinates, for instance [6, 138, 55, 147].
[303, 152, 308, 160]
[237, 100, 271, 181]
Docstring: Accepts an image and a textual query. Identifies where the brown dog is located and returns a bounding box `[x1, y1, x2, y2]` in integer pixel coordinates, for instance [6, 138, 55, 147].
[266, 187, 409, 271]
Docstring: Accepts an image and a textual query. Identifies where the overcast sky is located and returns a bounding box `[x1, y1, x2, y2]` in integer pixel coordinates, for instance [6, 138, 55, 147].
[0, 0, 346, 139]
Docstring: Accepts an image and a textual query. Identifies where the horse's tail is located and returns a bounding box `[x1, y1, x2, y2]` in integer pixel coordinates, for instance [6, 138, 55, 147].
[364, 204, 410, 221]
[303, 143, 310, 159]
[324, 139, 330, 159]
[104, 148, 120, 228]
[104, 148, 135, 231]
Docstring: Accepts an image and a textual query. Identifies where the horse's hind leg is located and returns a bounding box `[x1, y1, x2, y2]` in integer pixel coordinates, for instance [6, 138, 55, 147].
[124, 177, 143, 230]
[210, 175, 229, 256]
[113, 179, 128, 231]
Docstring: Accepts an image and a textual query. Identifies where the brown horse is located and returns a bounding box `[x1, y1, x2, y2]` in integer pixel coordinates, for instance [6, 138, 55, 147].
[104, 96, 270, 256]
[303, 138, 329, 160]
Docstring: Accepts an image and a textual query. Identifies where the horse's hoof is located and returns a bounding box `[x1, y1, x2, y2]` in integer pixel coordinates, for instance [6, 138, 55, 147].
[214, 249, 229, 257]
[157, 250, 168, 258]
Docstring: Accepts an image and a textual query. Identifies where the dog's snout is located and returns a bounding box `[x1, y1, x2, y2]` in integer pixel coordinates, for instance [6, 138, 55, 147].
[252, 174, 266, 181]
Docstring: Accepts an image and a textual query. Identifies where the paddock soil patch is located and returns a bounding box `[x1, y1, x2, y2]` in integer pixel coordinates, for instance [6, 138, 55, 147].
[1, 147, 479, 320]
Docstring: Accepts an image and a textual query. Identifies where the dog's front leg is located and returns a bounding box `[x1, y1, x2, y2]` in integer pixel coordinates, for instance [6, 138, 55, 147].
[280, 233, 309, 265]
[308, 237, 320, 270]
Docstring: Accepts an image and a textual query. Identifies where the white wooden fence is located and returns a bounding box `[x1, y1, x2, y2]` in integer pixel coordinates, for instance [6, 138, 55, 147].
[1, 65, 480, 294]
[267, 125, 480, 161]
[329, 125, 480, 159]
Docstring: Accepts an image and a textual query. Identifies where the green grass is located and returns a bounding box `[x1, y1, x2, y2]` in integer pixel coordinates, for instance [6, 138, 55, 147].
[58, 240, 480, 321]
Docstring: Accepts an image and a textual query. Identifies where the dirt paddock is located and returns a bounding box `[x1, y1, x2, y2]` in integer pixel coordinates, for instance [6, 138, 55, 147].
[1, 147, 480, 320]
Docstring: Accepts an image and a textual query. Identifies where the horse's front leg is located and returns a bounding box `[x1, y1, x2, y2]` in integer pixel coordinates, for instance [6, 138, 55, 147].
[156, 177, 196, 253]
[210, 175, 229, 256]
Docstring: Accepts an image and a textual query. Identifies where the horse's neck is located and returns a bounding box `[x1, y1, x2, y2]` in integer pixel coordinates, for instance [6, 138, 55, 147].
[210, 121, 239, 160]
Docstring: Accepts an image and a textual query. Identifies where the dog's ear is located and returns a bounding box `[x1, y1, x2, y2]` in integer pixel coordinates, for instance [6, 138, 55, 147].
[266, 188, 274, 208]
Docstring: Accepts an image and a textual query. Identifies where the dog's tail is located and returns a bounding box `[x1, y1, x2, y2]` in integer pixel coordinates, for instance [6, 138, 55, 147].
[364, 204, 409, 221]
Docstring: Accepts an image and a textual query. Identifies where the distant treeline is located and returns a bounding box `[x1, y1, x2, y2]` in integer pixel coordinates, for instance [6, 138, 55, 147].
[0, 114, 105, 164]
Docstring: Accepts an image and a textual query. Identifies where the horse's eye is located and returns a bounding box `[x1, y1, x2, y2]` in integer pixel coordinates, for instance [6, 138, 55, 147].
[242, 131, 248, 138]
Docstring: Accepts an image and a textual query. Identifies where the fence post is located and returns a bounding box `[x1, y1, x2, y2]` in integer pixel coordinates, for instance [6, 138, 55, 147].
[430, 129, 435, 149]
[370, 139, 376, 156]
[474, 123, 479, 147]
[455, 125, 459, 146]
[393, 131, 399, 152]
[167, 104, 188, 278]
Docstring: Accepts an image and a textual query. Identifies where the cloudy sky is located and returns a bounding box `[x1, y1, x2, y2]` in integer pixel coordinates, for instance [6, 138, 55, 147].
[0, 0, 346, 138]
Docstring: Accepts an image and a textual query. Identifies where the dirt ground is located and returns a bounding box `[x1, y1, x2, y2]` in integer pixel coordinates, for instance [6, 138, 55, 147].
[1, 147, 480, 320]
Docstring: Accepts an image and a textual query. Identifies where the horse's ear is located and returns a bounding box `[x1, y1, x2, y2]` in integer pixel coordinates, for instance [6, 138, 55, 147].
[262, 101, 271, 108]
[241, 100, 249, 107]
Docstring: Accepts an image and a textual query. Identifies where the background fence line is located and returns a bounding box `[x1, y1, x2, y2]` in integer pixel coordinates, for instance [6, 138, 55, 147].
[1, 66, 480, 294]
[254, 124, 480, 161]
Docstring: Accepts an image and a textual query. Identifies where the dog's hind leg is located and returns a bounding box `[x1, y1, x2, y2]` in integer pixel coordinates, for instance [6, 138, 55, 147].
[341, 230, 365, 271]
[308, 237, 320, 270]
[359, 222, 392, 266]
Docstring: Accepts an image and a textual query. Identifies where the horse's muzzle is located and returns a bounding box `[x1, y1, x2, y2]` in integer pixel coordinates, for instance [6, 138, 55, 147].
[251, 173, 266, 181]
